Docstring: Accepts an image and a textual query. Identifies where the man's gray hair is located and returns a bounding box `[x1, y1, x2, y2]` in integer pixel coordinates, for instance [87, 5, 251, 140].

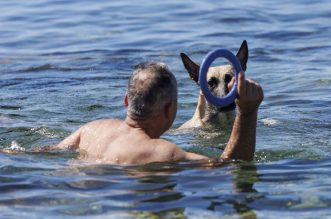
[127, 62, 177, 120]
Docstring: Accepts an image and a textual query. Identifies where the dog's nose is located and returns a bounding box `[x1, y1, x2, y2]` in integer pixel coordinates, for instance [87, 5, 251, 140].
[224, 74, 233, 84]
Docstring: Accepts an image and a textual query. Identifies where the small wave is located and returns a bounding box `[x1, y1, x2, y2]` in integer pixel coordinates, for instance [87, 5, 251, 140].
[10, 141, 25, 151]
[318, 79, 331, 85]
[0, 105, 21, 110]
[0, 79, 25, 88]
[260, 118, 280, 126]
[0, 115, 17, 125]
[41, 48, 153, 56]
[2, 141, 27, 153]
[20, 64, 91, 73]
[30, 127, 59, 138]
[256, 30, 317, 41]
[23, 64, 55, 72]
[86, 104, 105, 111]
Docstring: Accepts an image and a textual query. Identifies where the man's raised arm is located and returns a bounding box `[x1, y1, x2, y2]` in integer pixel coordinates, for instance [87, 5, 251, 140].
[221, 71, 264, 161]
[172, 71, 263, 162]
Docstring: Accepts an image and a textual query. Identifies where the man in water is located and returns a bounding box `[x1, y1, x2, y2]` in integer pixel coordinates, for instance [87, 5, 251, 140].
[51, 62, 263, 164]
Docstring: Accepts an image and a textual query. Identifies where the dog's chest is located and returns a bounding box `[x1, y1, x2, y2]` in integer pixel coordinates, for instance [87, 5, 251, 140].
[205, 111, 235, 128]
[217, 111, 235, 123]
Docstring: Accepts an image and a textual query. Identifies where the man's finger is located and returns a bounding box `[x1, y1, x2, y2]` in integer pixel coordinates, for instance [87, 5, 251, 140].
[257, 84, 264, 101]
[237, 70, 245, 96]
[227, 77, 235, 90]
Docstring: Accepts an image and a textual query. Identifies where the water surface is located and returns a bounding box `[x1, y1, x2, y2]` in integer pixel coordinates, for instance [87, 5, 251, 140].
[0, 0, 331, 218]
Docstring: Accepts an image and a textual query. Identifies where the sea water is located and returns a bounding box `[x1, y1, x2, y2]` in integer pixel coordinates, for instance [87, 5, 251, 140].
[0, 0, 331, 218]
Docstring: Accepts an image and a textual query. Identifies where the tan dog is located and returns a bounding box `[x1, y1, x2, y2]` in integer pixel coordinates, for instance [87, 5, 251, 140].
[178, 40, 249, 130]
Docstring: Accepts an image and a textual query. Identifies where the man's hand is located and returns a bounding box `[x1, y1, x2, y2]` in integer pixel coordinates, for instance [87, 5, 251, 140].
[222, 71, 263, 161]
[236, 71, 264, 114]
[228, 71, 264, 114]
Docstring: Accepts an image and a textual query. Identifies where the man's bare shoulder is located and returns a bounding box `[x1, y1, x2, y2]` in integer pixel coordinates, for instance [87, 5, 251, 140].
[147, 138, 182, 162]
[83, 119, 123, 129]
[152, 139, 209, 162]
[154, 138, 178, 151]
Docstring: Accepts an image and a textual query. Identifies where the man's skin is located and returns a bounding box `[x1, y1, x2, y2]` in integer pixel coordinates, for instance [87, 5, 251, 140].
[52, 70, 263, 164]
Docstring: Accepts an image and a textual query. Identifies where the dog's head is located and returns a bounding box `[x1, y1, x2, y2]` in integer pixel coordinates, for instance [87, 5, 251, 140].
[180, 40, 248, 116]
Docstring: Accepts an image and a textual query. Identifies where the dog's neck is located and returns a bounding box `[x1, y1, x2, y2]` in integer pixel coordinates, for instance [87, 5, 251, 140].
[192, 90, 235, 127]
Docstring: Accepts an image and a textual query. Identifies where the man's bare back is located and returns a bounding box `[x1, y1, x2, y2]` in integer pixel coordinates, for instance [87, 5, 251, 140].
[56, 119, 206, 164]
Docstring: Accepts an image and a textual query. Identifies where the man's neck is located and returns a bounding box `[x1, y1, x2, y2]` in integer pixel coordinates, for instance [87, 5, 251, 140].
[124, 116, 163, 139]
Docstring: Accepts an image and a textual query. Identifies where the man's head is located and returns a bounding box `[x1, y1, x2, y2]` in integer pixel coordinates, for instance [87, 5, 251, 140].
[125, 62, 178, 131]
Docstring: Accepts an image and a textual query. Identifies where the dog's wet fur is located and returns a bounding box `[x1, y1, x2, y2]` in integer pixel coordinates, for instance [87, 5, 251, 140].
[178, 40, 248, 130]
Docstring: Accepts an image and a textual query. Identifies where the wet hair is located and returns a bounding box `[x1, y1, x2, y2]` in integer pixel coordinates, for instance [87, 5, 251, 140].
[127, 62, 177, 120]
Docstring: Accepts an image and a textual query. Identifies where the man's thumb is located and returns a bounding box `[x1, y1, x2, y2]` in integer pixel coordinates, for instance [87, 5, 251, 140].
[237, 71, 245, 95]
[227, 77, 235, 90]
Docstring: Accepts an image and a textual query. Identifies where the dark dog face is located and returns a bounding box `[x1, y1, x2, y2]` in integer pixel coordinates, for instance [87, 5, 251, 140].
[180, 40, 249, 117]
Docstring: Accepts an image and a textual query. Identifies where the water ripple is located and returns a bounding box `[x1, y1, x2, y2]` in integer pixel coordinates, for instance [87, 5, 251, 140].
[1, 0, 331, 217]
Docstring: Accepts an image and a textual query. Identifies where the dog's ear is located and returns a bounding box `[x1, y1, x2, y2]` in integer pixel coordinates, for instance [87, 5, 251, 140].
[180, 53, 200, 83]
[236, 40, 249, 71]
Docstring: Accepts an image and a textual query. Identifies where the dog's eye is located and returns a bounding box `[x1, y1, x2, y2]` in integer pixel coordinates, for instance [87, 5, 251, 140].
[208, 77, 218, 87]
[224, 74, 233, 83]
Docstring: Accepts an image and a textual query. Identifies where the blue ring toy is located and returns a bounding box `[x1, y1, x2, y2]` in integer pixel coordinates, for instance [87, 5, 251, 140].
[199, 49, 242, 107]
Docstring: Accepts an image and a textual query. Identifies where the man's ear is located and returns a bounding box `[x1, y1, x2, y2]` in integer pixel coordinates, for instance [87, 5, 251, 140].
[124, 94, 128, 107]
[236, 40, 249, 71]
[164, 102, 172, 119]
[180, 53, 200, 84]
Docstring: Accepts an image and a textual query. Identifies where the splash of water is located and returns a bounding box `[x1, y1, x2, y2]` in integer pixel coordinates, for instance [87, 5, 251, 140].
[9, 141, 26, 152]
